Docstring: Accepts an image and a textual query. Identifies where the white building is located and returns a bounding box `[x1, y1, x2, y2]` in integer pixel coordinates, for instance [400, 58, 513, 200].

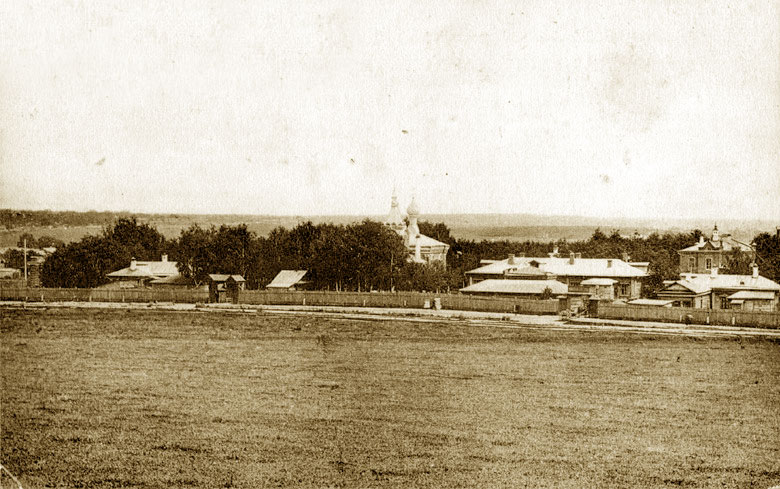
[384, 191, 449, 265]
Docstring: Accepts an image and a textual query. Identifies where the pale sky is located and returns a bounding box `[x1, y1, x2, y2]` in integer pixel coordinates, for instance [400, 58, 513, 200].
[1, 0, 779, 220]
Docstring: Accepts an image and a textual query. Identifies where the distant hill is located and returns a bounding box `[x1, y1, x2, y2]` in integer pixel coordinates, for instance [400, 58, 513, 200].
[1, 209, 775, 246]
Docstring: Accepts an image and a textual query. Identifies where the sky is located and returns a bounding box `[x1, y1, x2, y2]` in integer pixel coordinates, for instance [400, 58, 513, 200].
[1, 0, 779, 220]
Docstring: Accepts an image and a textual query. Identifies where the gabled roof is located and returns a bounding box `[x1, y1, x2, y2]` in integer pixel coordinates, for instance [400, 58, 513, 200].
[466, 256, 646, 278]
[460, 279, 568, 295]
[661, 280, 712, 295]
[108, 260, 179, 279]
[679, 235, 753, 253]
[267, 270, 308, 289]
[208, 274, 246, 282]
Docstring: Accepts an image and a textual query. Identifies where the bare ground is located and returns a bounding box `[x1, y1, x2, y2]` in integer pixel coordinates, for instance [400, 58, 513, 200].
[2, 308, 779, 488]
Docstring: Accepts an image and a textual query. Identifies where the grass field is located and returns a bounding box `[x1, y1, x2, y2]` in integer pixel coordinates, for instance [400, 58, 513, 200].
[2, 309, 779, 488]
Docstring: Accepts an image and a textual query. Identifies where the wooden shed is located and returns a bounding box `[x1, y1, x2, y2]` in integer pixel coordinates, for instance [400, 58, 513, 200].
[208, 274, 246, 303]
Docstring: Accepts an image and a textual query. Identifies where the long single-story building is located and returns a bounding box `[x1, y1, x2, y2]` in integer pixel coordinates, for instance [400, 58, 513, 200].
[465, 251, 647, 300]
[106, 255, 180, 288]
[460, 279, 568, 299]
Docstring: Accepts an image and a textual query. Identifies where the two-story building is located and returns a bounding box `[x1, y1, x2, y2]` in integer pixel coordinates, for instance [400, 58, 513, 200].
[678, 225, 753, 274]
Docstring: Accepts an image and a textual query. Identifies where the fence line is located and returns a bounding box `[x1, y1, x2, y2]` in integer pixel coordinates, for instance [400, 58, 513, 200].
[0, 286, 558, 316]
[1, 285, 777, 328]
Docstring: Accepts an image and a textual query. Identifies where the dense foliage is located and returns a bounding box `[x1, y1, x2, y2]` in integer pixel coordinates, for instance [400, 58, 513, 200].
[26, 216, 780, 296]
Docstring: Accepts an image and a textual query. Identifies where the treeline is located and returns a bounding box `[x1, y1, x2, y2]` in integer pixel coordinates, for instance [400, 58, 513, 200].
[31, 218, 780, 296]
[39, 218, 452, 291]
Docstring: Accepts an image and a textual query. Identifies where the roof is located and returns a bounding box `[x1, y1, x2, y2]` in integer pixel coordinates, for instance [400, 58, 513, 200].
[466, 256, 646, 278]
[0, 268, 21, 279]
[504, 265, 551, 277]
[679, 234, 753, 253]
[107, 260, 179, 279]
[208, 274, 246, 282]
[679, 273, 780, 291]
[267, 270, 308, 289]
[148, 274, 192, 285]
[409, 233, 450, 249]
[460, 279, 568, 295]
[627, 299, 675, 306]
[726, 290, 777, 301]
[661, 273, 780, 297]
[581, 278, 618, 286]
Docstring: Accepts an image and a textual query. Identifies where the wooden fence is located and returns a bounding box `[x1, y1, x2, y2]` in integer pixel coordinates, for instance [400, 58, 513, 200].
[2, 285, 777, 328]
[597, 304, 780, 328]
[0, 286, 558, 316]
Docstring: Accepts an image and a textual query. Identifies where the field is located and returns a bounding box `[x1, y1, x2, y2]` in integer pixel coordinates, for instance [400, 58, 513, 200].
[2, 309, 779, 488]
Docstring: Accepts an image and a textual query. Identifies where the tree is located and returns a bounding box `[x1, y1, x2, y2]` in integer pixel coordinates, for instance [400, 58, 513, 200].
[40, 218, 169, 288]
[540, 286, 554, 300]
[752, 231, 780, 282]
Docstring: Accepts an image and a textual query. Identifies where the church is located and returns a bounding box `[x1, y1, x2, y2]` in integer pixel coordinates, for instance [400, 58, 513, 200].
[383, 191, 449, 265]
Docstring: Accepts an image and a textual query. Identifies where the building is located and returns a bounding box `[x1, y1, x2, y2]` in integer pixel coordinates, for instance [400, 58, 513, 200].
[266, 270, 309, 290]
[208, 274, 246, 303]
[678, 225, 753, 274]
[383, 191, 449, 265]
[106, 255, 179, 288]
[464, 251, 647, 300]
[656, 265, 780, 311]
[460, 279, 568, 298]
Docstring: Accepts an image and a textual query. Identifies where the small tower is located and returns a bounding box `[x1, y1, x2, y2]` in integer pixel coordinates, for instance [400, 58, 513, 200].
[384, 189, 405, 235]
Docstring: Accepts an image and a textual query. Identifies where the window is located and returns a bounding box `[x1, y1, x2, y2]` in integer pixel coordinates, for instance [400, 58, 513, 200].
[620, 283, 629, 296]
[688, 257, 695, 272]
[720, 296, 729, 309]
[705, 258, 712, 270]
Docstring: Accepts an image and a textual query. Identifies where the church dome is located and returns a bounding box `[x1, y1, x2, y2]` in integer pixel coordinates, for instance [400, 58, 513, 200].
[406, 196, 420, 217]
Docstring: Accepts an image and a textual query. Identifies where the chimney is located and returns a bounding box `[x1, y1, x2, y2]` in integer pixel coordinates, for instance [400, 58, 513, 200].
[575, 253, 582, 260]
[621, 252, 630, 262]
[752, 263, 759, 278]
[607, 259, 613, 268]
[161, 254, 168, 262]
[130, 258, 137, 271]
[548, 246, 559, 258]
[508, 254, 515, 265]
[698, 235, 705, 245]
[569, 252, 575, 265]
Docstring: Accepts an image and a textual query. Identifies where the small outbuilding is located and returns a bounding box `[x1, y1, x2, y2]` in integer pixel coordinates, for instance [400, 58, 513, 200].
[266, 270, 309, 290]
[208, 274, 246, 303]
